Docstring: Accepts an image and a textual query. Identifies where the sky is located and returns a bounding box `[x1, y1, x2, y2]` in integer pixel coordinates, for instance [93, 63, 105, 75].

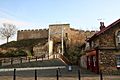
[0, 0, 120, 44]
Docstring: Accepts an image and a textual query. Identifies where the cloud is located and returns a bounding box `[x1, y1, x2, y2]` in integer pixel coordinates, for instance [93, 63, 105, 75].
[0, 40, 5, 45]
[0, 19, 32, 26]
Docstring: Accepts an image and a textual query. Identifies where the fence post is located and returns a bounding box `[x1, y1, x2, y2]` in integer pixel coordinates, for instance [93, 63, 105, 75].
[100, 70, 103, 80]
[13, 69, 16, 80]
[48, 55, 49, 60]
[56, 69, 59, 80]
[0, 60, 2, 66]
[36, 56, 37, 61]
[28, 57, 30, 62]
[20, 57, 22, 63]
[78, 69, 81, 80]
[42, 56, 43, 61]
[11, 58, 13, 65]
[3, 58, 5, 63]
[35, 69, 37, 80]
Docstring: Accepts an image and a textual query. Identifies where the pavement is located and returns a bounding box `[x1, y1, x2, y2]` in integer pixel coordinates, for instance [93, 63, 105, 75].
[0, 66, 120, 80]
[0, 66, 98, 77]
[0, 58, 120, 80]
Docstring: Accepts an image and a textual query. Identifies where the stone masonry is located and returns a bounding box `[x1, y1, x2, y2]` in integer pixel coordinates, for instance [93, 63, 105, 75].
[17, 24, 96, 56]
[17, 29, 48, 40]
[17, 24, 96, 44]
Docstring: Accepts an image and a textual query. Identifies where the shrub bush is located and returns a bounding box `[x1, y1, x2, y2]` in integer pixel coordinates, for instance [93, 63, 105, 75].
[0, 50, 27, 57]
[15, 50, 27, 57]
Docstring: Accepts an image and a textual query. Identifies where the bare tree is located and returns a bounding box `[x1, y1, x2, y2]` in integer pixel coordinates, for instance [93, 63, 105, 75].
[0, 23, 17, 43]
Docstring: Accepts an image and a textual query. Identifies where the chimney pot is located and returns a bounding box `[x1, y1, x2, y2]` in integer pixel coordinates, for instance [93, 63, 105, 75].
[100, 22, 105, 30]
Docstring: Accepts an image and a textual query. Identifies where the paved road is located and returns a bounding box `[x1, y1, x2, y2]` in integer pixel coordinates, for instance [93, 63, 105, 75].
[0, 66, 120, 80]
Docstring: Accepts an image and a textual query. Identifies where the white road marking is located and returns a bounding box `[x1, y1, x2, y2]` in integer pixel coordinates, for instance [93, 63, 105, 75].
[0, 66, 66, 72]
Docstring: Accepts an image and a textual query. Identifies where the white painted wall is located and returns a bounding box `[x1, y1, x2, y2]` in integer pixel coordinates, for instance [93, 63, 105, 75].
[49, 40, 53, 56]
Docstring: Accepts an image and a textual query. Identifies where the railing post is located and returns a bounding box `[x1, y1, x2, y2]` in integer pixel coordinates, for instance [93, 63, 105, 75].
[36, 56, 37, 61]
[48, 55, 49, 60]
[42, 56, 43, 61]
[28, 57, 30, 62]
[100, 70, 103, 80]
[11, 58, 13, 65]
[20, 57, 22, 63]
[3, 58, 5, 63]
[13, 69, 16, 80]
[0, 59, 2, 65]
[56, 69, 59, 80]
[78, 69, 81, 80]
[35, 69, 37, 80]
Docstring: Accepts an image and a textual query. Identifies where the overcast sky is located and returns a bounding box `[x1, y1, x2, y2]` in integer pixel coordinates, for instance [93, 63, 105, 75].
[0, 0, 120, 44]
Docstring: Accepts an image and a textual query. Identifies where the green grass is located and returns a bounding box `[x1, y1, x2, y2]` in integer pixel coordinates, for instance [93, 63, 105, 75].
[0, 38, 48, 49]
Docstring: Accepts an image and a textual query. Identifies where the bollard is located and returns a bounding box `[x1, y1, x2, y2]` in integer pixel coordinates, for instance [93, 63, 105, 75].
[78, 69, 81, 80]
[35, 69, 37, 80]
[100, 70, 103, 80]
[56, 69, 59, 80]
[13, 69, 16, 80]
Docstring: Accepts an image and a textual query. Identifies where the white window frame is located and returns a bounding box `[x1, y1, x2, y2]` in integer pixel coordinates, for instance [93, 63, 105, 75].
[116, 55, 120, 68]
[117, 36, 120, 43]
[117, 31, 120, 43]
[93, 56, 96, 67]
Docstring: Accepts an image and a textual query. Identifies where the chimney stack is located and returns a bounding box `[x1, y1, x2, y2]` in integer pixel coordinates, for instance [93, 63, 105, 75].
[100, 22, 105, 30]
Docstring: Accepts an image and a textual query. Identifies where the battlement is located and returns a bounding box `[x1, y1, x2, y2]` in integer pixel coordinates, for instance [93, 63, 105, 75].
[18, 29, 48, 32]
[17, 28, 48, 41]
[79, 30, 95, 33]
[70, 28, 80, 32]
[17, 24, 97, 43]
[70, 28, 97, 33]
[49, 24, 70, 27]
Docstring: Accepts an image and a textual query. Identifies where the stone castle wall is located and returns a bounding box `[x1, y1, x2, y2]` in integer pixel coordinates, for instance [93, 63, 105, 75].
[17, 29, 48, 40]
[17, 24, 96, 45]
[17, 24, 97, 57]
[49, 24, 96, 46]
[49, 24, 70, 42]
[69, 28, 96, 46]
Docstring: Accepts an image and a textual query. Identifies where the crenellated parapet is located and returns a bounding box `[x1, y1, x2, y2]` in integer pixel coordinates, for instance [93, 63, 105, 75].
[70, 28, 97, 33]
[17, 24, 97, 46]
[17, 29, 48, 41]
[18, 29, 48, 32]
